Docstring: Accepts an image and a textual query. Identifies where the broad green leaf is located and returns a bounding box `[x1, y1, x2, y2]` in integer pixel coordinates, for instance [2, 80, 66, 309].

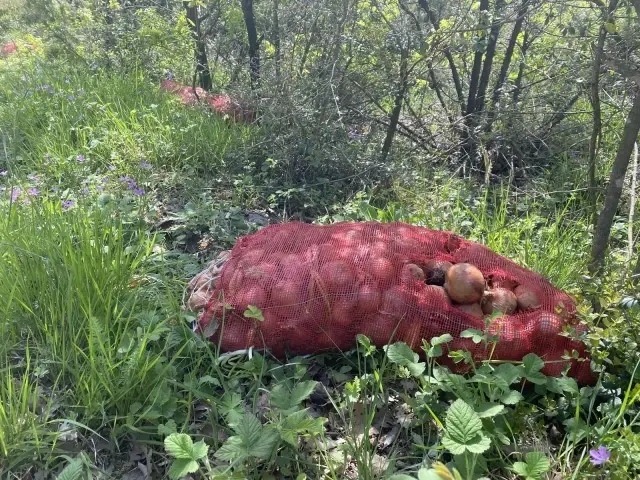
[271, 380, 318, 412]
[244, 305, 264, 321]
[512, 451, 550, 479]
[604, 21, 617, 33]
[431, 333, 453, 346]
[446, 399, 482, 442]
[523, 354, 547, 385]
[460, 329, 484, 344]
[57, 458, 83, 480]
[442, 399, 490, 455]
[494, 363, 523, 386]
[214, 437, 245, 462]
[476, 402, 505, 418]
[235, 414, 263, 449]
[158, 419, 177, 436]
[199, 375, 220, 386]
[546, 376, 579, 395]
[191, 439, 209, 460]
[247, 427, 279, 459]
[165, 433, 195, 460]
[385, 342, 426, 377]
[465, 434, 491, 454]
[280, 409, 323, 446]
[219, 392, 244, 426]
[168, 458, 199, 480]
[500, 390, 524, 405]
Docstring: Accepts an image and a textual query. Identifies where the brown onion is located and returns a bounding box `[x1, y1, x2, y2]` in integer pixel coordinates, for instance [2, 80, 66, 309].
[481, 288, 517, 315]
[456, 302, 484, 319]
[424, 259, 452, 286]
[402, 263, 426, 282]
[514, 285, 541, 311]
[444, 263, 485, 304]
[423, 285, 452, 305]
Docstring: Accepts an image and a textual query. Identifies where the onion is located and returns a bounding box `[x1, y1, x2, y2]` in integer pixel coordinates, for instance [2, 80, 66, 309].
[402, 263, 426, 282]
[320, 260, 356, 290]
[238, 249, 265, 266]
[456, 302, 484, 319]
[332, 298, 355, 326]
[270, 280, 302, 306]
[239, 285, 267, 308]
[481, 288, 517, 315]
[514, 285, 541, 311]
[357, 284, 381, 312]
[444, 263, 485, 304]
[536, 312, 563, 338]
[420, 285, 451, 305]
[369, 257, 396, 284]
[424, 259, 452, 286]
[187, 290, 209, 311]
[381, 286, 410, 316]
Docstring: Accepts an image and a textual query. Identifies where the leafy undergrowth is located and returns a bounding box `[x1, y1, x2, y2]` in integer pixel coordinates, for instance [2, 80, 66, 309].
[2, 29, 640, 480]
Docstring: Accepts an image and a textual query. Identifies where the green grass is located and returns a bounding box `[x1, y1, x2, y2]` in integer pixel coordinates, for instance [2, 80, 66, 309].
[1, 33, 640, 480]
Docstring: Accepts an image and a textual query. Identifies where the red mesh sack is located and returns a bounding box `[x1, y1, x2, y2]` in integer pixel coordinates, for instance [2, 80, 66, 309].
[197, 222, 594, 384]
[159, 80, 254, 123]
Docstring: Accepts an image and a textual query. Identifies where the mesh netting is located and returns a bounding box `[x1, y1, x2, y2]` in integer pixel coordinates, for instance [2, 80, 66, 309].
[195, 222, 594, 384]
[160, 80, 254, 123]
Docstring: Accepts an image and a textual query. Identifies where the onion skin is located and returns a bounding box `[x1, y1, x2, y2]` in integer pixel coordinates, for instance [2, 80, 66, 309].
[456, 302, 484, 319]
[402, 263, 426, 282]
[444, 263, 485, 304]
[424, 260, 452, 286]
[481, 288, 517, 315]
[423, 285, 452, 305]
[514, 285, 541, 311]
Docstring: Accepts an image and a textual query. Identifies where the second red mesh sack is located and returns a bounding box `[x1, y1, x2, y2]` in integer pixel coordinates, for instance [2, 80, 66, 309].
[198, 221, 593, 384]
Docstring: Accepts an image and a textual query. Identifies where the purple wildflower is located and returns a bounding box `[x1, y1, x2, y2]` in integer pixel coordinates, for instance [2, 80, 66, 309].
[62, 200, 75, 209]
[67, 95, 76, 101]
[51, 186, 60, 193]
[589, 446, 610, 466]
[11, 187, 21, 202]
[97, 185, 104, 191]
[119, 175, 133, 183]
[101, 176, 109, 183]
[167, 71, 175, 80]
[108, 165, 116, 171]
[0, 170, 7, 176]
[76, 154, 85, 162]
[127, 181, 137, 190]
[139, 161, 152, 169]
[27, 174, 40, 182]
[133, 188, 145, 196]
[27, 187, 40, 196]
[81, 187, 90, 195]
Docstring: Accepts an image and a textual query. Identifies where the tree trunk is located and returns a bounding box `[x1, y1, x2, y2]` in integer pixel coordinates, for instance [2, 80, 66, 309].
[272, 0, 281, 84]
[184, 1, 212, 91]
[465, 0, 490, 117]
[241, 0, 260, 89]
[590, 91, 640, 273]
[418, 0, 464, 116]
[588, 0, 619, 225]
[484, 0, 528, 133]
[512, 30, 530, 106]
[473, 0, 506, 116]
[381, 48, 409, 162]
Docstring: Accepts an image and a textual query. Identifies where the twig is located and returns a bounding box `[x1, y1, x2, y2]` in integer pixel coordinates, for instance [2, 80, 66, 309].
[628, 142, 638, 266]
